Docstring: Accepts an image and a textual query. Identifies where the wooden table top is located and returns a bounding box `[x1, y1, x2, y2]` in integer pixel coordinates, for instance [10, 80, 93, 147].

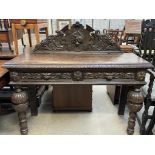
[3, 51, 153, 70]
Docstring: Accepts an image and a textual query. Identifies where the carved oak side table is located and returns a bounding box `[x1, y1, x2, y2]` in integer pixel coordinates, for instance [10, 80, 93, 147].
[3, 52, 153, 135]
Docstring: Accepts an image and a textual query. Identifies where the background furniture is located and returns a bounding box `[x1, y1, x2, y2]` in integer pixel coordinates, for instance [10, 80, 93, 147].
[0, 60, 9, 89]
[11, 19, 48, 55]
[0, 60, 14, 115]
[120, 19, 142, 45]
[138, 19, 155, 134]
[104, 29, 134, 52]
[0, 19, 25, 54]
[119, 45, 134, 52]
[104, 29, 124, 44]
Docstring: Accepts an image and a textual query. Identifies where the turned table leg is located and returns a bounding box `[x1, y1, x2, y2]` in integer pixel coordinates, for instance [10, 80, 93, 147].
[11, 87, 28, 135]
[127, 88, 144, 135]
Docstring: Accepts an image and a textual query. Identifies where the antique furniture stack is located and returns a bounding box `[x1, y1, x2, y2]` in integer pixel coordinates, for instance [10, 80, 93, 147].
[3, 22, 153, 135]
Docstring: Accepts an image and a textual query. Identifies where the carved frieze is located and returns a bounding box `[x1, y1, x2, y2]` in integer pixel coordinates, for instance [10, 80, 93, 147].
[72, 71, 83, 81]
[84, 72, 135, 80]
[22, 72, 72, 81]
[10, 71, 144, 82]
[33, 22, 120, 53]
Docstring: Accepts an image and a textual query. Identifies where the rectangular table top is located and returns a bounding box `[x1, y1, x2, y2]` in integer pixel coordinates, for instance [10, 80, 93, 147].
[3, 51, 154, 70]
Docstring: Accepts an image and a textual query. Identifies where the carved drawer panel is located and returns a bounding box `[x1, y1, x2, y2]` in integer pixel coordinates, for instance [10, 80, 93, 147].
[10, 71, 146, 82]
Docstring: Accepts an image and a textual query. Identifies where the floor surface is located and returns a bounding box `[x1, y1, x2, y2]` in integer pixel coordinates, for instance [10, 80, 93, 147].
[0, 85, 141, 135]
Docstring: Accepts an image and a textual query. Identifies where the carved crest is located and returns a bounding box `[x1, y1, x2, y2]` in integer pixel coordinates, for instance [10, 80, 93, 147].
[33, 22, 120, 53]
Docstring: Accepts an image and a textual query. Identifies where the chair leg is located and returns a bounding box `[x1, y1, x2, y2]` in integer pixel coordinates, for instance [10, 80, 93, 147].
[146, 107, 155, 135]
[45, 27, 48, 38]
[8, 42, 12, 51]
[12, 23, 19, 55]
[21, 38, 26, 47]
[0, 42, 2, 49]
[34, 25, 40, 43]
[6, 30, 13, 51]
[27, 29, 32, 47]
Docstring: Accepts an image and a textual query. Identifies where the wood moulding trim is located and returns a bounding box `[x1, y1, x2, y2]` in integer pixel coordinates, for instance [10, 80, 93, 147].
[3, 63, 153, 69]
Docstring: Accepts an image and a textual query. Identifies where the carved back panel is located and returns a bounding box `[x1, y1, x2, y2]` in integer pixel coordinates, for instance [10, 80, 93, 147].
[33, 22, 120, 53]
[139, 20, 155, 66]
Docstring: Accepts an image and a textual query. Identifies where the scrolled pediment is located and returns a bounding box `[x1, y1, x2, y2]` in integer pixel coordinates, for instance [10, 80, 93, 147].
[33, 21, 120, 53]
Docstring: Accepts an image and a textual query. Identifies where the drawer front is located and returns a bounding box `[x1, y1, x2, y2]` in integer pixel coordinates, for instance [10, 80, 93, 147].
[10, 70, 146, 83]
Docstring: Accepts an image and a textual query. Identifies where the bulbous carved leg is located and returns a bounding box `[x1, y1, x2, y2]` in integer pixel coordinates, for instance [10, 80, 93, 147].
[11, 87, 28, 135]
[127, 88, 144, 135]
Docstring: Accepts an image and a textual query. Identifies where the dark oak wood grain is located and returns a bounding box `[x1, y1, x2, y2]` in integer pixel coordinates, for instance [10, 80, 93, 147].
[3, 52, 152, 69]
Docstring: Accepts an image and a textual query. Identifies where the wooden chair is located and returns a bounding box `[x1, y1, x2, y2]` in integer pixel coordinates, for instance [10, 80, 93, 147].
[0, 19, 25, 53]
[139, 19, 155, 134]
[11, 19, 48, 55]
[120, 20, 142, 45]
[104, 29, 123, 45]
[105, 29, 134, 52]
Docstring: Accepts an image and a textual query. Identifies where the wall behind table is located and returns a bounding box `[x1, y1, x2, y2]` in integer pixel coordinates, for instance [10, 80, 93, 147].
[48, 19, 125, 35]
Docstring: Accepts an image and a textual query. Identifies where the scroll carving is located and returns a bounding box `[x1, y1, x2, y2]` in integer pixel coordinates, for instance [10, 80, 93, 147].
[33, 22, 120, 52]
[10, 71, 140, 82]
